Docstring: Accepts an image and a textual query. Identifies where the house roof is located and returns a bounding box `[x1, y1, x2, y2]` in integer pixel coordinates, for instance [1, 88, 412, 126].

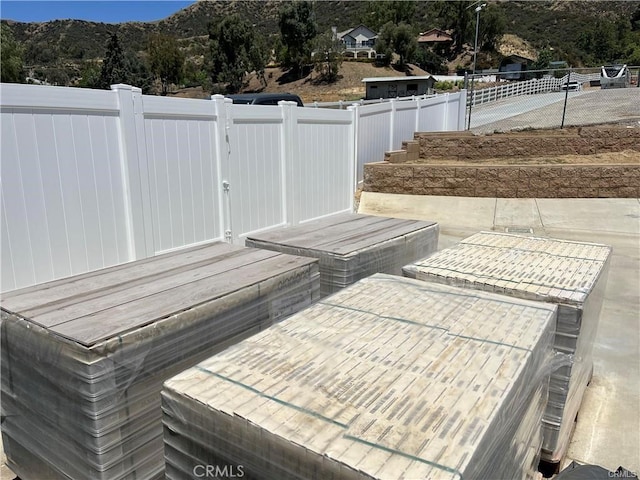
[417, 28, 453, 43]
[362, 76, 436, 84]
[337, 25, 377, 40]
[502, 54, 534, 64]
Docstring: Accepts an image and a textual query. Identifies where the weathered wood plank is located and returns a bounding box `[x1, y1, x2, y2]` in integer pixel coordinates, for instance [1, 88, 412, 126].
[22, 248, 282, 325]
[247, 213, 435, 254]
[321, 220, 437, 255]
[48, 254, 316, 345]
[255, 215, 385, 249]
[1, 242, 236, 312]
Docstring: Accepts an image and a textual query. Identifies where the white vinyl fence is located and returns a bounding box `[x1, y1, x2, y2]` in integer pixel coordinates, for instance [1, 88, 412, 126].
[469, 76, 561, 106]
[353, 93, 466, 184]
[468, 72, 604, 107]
[0, 83, 465, 291]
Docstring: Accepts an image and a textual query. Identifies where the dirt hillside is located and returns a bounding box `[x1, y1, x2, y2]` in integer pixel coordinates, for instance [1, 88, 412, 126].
[172, 62, 430, 103]
[244, 62, 431, 104]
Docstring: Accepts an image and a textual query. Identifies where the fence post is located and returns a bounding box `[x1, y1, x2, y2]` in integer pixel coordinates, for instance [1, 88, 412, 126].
[111, 84, 155, 260]
[467, 75, 476, 130]
[347, 103, 359, 202]
[280, 101, 299, 226]
[561, 68, 571, 129]
[388, 98, 396, 150]
[211, 94, 233, 243]
[442, 93, 449, 131]
[458, 91, 467, 131]
[415, 95, 421, 133]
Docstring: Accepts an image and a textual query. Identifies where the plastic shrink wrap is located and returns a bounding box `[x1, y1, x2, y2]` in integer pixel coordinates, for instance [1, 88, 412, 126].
[245, 213, 439, 297]
[162, 274, 556, 480]
[402, 231, 611, 463]
[0, 242, 320, 480]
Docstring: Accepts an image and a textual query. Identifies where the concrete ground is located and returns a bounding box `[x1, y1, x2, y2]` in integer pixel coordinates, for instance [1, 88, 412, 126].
[359, 192, 640, 475]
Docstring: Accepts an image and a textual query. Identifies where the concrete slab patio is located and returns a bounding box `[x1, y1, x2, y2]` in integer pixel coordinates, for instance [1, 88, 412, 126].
[360, 192, 640, 475]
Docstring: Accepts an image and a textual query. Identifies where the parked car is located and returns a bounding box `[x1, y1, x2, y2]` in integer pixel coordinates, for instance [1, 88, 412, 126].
[226, 93, 304, 106]
[560, 81, 581, 91]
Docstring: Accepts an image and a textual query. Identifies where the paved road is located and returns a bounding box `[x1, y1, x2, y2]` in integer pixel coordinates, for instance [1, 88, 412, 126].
[470, 87, 640, 132]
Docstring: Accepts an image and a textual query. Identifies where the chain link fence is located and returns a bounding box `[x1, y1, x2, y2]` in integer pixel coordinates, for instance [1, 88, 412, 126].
[465, 67, 640, 133]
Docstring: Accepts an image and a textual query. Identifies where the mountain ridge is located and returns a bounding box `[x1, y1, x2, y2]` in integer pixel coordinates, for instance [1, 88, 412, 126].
[2, 0, 638, 87]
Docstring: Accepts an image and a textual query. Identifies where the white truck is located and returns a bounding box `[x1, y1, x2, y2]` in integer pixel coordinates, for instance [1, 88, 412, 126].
[600, 64, 631, 88]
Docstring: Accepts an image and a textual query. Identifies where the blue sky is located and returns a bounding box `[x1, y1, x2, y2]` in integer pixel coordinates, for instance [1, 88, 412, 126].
[0, 1, 196, 23]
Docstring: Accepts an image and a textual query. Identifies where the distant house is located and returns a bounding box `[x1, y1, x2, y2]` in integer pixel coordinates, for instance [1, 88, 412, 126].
[362, 76, 437, 99]
[417, 29, 453, 47]
[499, 54, 534, 80]
[338, 25, 378, 59]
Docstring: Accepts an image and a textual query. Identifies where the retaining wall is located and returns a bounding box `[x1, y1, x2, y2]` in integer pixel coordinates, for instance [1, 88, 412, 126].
[363, 126, 640, 198]
[413, 127, 640, 161]
[363, 163, 640, 198]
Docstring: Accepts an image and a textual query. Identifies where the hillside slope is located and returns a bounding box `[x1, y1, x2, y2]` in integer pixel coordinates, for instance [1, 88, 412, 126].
[2, 0, 637, 89]
[172, 62, 430, 103]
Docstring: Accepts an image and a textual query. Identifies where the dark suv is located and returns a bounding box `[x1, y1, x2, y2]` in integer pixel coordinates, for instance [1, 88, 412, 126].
[226, 93, 304, 106]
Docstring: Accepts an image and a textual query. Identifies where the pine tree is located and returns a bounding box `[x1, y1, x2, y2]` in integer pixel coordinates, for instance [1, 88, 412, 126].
[208, 15, 266, 94]
[278, 1, 317, 78]
[98, 33, 129, 89]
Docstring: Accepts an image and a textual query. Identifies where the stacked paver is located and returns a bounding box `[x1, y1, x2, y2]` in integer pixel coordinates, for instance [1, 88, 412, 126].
[162, 274, 556, 480]
[403, 231, 611, 463]
[245, 213, 439, 297]
[0, 242, 320, 480]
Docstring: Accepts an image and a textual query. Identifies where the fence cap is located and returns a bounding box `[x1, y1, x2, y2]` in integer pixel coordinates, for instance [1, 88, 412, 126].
[110, 84, 142, 93]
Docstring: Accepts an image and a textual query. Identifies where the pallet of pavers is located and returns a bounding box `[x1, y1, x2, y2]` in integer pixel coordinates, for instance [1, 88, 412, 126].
[245, 213, 439, 297]
[402, 231, 611, 465]
[162, 274, 556, 480]
[0, 242, 320, 480]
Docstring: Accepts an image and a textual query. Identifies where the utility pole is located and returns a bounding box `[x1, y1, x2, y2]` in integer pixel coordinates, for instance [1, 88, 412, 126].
[472, 3, 487, 74]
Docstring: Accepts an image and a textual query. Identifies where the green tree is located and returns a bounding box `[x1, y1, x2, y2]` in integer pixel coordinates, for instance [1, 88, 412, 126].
[1, 24, 24, 83]
[375, 22, 418, 68]
[208, 14, 266, 94]
[393, 23, 418, 68]
[98, 33, 130, 88]
[367, 1, 416, 32]
[313, 31, 345, 82]
[375, 22, 396, 66]
[25, 42, 58, 65]
[531, 48, 553, 72]
[478, 6, 506, 51]
[438, 1, 473, 54]
[632, 5, 640, 31]
[147, 34, 184, 95]
[278, 1, 317, 78]
[78, 61, 102, 88]
[414, 48, 447, 74]
[126, 50, 153, 93]
[95, 33, 151, 91]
